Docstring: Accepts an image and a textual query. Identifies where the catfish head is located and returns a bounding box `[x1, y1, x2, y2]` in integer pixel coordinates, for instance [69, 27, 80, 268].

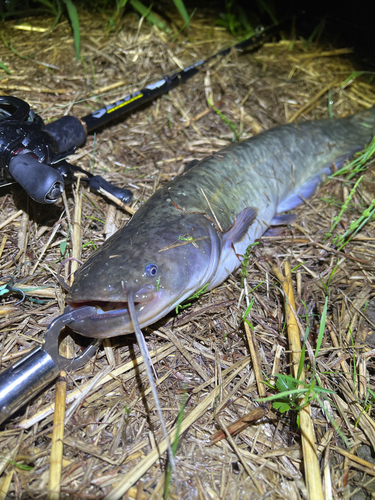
[66, 209, 222, 337]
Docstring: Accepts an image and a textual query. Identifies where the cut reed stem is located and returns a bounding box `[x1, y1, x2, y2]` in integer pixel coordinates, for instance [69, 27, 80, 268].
[48, 372, 67, 500]
[277, 261, 324, 500]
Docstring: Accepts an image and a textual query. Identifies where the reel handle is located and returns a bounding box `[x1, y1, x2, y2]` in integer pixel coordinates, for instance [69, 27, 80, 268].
[8, 152, 64, 204]
[45, 116, 87, 152]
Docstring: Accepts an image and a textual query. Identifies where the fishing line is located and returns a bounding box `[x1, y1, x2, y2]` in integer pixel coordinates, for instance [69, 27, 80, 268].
[127, 292, 175, 469]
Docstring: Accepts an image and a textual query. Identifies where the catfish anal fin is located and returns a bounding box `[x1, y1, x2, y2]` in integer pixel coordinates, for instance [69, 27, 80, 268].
[262, 213, 297, 237]
[270, 214, 297, 226]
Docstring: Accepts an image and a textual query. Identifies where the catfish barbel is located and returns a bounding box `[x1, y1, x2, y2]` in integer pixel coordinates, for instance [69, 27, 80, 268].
[66, 106, 375, 336]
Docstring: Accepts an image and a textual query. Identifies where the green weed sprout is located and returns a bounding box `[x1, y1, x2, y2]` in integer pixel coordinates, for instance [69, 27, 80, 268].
[256, 298, 327, 409]
[240, 242, 259, 288]
[175, 284, 209, 314]
[261, 374, 334, 413]
[164, 392, 187, 499]
[207, 99, 241, 141]
[256, 296, 350, 445]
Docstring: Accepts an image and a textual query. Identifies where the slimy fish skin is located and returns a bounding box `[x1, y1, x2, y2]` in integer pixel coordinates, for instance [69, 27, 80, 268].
[66, 107, 375, 337]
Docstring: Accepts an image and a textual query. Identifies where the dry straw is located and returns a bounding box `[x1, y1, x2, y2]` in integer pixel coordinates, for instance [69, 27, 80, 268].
[1, 7, 375, 499]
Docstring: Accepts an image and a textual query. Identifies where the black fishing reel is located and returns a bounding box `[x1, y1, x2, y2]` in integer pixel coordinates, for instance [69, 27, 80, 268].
[0, 96, 132, 205]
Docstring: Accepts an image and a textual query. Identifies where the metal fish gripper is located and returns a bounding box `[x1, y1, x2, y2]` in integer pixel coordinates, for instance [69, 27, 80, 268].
[0, 306, 101, 425]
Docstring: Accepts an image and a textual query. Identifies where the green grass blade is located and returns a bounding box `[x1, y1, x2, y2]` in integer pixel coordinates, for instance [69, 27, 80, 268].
[63, 0, 80, 59]
[330, 135, 375, 180]
[349, 326, 357, 389]
[49, 1, 63, 31]
[116, 0, 129, 14]
[207, 98, 240, 141]
[297, 301, 310, 381]
[175, 283, 209, 314]
[171, 7, 197, 41]
[7, 460, 33, 471]
[235, 5, 254, 35]
[129, 0, 170, 32]
[0, 60, 11, 74]
[315, 296, 328, 359]
[296, 339, 306, 382]
[172, 0, 190, 30]
[254, 0, 278, 24]
[164, 392, 187, 499]
[36, 0, 58, 14]
[256, 388, 310, 403]
[305, 21, 322, 46]
[243, 296, 255, 320]
[326, 175, 363, 240]
[316, 395, 350, 447]
[340, 71, 365, 88]
[336, 198, 375, 250]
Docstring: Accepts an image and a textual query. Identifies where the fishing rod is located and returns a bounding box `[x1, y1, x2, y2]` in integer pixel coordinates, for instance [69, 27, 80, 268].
[78, 24, 278, 134]
[0, 21, 283, 207]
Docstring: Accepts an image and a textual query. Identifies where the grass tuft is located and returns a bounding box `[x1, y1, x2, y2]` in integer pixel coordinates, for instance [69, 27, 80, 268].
[330, 136, 375, 181]
[325, 175, 363, 241]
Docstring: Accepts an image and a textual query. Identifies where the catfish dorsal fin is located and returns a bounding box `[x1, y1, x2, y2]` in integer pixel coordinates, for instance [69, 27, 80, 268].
[224, 207, 258, 246]
[184, 159, 200, 172]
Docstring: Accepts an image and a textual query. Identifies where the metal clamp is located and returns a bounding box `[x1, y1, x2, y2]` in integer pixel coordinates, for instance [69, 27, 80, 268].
[43, 307, 101, 371]
[0, 307, 101, 425]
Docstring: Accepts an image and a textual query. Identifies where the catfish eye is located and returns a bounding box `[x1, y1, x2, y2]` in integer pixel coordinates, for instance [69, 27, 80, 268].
[145, 264, 158, 277]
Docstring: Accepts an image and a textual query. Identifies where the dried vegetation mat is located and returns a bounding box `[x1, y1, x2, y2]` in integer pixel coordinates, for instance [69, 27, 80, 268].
[1, 9, 375, 500]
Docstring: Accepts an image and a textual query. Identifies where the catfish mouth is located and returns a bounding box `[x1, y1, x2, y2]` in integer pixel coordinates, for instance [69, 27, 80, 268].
[69, 300, 132, 317]
[65, 289, 161, 337]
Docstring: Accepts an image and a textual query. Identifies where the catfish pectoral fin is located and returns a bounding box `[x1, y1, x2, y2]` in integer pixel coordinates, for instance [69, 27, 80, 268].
[223, 207, 259, 246]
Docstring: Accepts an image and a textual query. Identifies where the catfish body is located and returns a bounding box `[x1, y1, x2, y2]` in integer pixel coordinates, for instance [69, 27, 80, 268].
[67, 107, 375, 337]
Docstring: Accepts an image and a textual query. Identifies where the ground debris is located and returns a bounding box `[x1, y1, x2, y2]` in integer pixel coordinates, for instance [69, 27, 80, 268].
[1, 8, 375, 500]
